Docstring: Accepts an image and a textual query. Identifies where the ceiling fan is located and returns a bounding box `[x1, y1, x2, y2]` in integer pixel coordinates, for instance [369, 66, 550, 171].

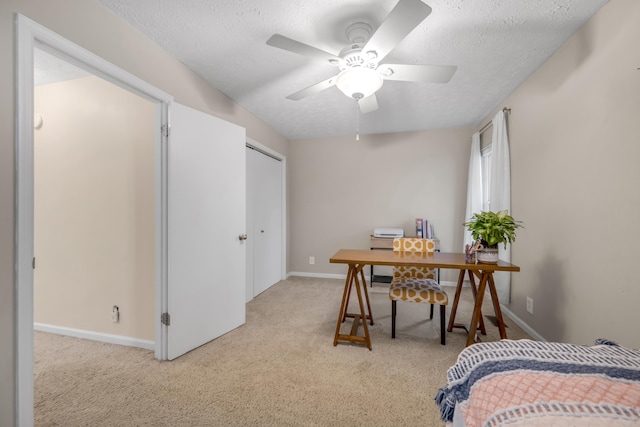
[266, 0, 457, 114]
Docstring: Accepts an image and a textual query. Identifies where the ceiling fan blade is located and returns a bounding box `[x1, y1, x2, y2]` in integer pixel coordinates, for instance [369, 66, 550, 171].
[379, 64, 457, 83]
[358, 94, 379, 114]
[363, 0, 432, 63]
[285, 75, 337, 100]
[267, 34, 342, 65]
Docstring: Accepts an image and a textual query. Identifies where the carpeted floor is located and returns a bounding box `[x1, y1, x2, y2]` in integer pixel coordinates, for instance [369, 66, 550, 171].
[34, 276, 531, 426]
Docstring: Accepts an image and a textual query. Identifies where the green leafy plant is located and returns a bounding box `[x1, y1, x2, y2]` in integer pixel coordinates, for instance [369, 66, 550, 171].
[464, 210, 523, 249]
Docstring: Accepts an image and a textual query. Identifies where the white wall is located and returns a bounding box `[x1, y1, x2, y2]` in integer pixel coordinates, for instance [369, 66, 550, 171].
[34, 75, 155, 340]
[487, 0, 640, 348]
[289, 127, 472, 284]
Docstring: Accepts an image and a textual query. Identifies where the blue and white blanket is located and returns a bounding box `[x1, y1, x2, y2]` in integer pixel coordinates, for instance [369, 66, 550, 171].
[435, 339, 640, 426]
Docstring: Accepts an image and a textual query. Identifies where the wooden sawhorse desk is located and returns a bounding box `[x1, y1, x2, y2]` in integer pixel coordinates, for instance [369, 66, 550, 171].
[330, 249, 520, 348]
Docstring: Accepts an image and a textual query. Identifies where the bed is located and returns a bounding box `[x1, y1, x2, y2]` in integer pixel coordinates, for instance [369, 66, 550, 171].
[435, 339, 640, 426]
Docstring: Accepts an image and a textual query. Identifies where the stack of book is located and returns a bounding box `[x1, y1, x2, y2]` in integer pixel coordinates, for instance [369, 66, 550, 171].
[415, 218, 434, 239]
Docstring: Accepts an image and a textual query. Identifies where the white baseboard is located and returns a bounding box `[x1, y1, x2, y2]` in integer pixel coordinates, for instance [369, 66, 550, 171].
[288, 271, 467, 288]
[34, 323, 155, 350]
[287, 271, 349, 280]
[440, 281, 460, 288]
[499, 306, 547, 342]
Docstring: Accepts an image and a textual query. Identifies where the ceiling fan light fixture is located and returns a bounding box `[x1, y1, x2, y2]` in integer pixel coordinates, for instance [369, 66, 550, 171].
[336, 67, 383, 100]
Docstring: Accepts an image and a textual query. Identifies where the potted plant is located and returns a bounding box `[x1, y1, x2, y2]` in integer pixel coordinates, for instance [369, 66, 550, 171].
[464, 210, 523, 263]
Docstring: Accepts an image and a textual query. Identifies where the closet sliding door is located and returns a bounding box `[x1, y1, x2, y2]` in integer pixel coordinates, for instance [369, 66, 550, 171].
[246, 146, 282, 300]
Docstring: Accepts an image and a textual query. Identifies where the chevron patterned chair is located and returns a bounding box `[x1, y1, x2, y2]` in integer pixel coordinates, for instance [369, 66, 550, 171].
[389, 238, 448, 345]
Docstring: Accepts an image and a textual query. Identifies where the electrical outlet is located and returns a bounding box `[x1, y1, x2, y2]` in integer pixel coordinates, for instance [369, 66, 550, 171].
[309, 256, 315, 265]
[526, 297, 533, 314]
[112, 305, 120, 323]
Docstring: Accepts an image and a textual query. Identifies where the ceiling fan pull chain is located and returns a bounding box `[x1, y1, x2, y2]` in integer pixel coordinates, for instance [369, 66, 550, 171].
[356, 100, 360, 141]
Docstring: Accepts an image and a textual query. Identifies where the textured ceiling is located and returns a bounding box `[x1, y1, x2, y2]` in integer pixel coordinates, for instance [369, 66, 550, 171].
[35, 48, 90, 86]
[88, 0, 607, 141]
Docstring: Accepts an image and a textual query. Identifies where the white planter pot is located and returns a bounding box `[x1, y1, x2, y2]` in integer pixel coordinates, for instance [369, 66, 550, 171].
[476, 247, 499, 264]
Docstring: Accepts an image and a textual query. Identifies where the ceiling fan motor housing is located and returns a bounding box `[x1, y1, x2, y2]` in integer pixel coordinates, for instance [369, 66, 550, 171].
[337, 22, 382, 100]
[339, 44, 378, 71]
[335, 22, 384, 99]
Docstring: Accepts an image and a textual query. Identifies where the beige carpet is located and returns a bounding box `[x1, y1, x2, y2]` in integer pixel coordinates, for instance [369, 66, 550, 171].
[34, 276, 531, 426]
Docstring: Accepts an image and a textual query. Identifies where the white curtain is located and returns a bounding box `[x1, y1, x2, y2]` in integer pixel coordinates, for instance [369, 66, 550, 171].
[489, 111, 512, 303]
[463, 132, 482, 250]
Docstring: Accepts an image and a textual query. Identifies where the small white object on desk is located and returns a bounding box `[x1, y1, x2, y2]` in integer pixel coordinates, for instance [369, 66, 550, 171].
[373, 227, 404, 238]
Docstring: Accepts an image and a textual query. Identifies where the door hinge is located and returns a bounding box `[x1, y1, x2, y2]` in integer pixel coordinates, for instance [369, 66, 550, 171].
[161, 312, 170, 326]
[161, 123, 170, 137]
[32, 257, 36, 269]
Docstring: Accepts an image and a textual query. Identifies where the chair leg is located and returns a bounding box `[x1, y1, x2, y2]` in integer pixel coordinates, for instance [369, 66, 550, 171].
[391, 300, 396, 339]
[440, 305, 446, 345]
[429, 304, 434, 319]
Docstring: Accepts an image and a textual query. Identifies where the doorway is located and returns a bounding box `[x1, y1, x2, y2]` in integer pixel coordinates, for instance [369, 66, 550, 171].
[33, 49, 156, 347]
[17, 15, 172, 424]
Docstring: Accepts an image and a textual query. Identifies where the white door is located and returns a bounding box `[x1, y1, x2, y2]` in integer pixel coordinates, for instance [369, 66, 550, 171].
[246, 147, 282, 299]
[167, 103, 246, 360]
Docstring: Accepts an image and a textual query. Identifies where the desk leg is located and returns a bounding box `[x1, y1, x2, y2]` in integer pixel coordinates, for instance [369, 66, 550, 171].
[487, 273, 507, 339]
[468, 271, 487, 335]
[353, 269, 372, 350]
[341, 267, 353, 323]
[333, 264, 372, 350]
[448, 269, 486, 336]
[334, 265, 355, 346]
[446, 270, 465, 332]
[360, 268, 374, 326]
[466, 272, 490, 347]
[342, 267, 374, 326]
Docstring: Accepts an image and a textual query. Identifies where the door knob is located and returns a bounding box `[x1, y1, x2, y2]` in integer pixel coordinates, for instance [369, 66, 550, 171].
[238, 234, 248, 241]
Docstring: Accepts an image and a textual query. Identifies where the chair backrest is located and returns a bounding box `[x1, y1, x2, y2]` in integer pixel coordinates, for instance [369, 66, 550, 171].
[392, 238, 437, 280]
